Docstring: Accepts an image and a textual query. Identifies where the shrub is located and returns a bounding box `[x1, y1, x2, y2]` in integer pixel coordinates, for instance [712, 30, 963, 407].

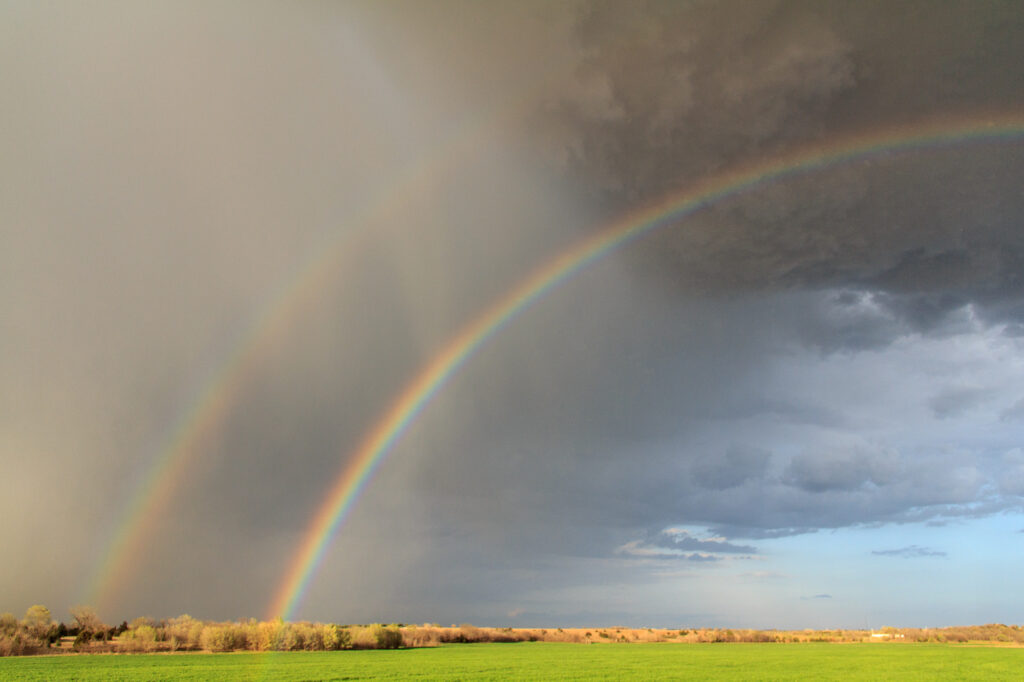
[119, 625, 158, 652]
[352, 624, 402, 649]
[198, 623, 247, 652]
[381, 625, 403, 648]
[402, 625, 441, 648]
[320, 623, 349, 650]
[0, 614, 17, 637]
[269, 622, 297, 651]
[23, 605, 52, 643]
[293, 622, 319, 651]
[164, 615, 201, 651]
[351, 625, 377, 649]
[129, 616, 155, 630]
[459, 624, 481, 642]
[0, 633, 32, 657]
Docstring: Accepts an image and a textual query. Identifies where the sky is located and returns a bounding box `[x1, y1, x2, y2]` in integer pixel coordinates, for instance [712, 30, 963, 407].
[3, 0, 1024, 629]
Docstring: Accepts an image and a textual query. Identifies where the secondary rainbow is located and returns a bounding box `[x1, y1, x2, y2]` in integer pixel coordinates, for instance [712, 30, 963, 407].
[82, 118, 488, 612]
[267, 113, 1024, 621]
[81, 226, 365, 610]
[81, 53, 579, 614]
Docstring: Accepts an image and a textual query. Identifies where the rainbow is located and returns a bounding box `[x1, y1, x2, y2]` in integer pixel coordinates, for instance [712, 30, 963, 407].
[266, 113, 1024, 620]
[81, 225, 367, 611]
[82, 114, 498, 613]
[81, 49, 580, 615]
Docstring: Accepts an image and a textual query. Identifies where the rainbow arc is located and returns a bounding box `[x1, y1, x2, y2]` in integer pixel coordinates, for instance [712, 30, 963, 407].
[264, 113, 1024, 620]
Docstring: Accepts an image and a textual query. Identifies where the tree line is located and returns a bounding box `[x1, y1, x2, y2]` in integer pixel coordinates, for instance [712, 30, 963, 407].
[2, 605, 1023, 656]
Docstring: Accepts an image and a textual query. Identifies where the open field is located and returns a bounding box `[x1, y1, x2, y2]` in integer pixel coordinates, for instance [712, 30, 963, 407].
[1, 642, 1022, 681]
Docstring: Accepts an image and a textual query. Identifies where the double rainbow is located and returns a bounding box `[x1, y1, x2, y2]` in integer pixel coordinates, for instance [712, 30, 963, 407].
[82, 48, 577, 614]
[82, 111, 499, 612]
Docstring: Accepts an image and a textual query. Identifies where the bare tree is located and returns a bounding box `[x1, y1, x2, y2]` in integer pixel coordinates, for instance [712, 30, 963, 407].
[70, 605, 106, 641]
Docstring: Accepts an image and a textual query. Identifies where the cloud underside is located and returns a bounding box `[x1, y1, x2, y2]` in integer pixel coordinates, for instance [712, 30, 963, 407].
[543, 1, 1024, 318]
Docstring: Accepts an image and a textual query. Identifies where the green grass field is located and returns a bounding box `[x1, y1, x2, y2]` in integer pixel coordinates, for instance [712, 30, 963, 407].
[1, 642, 1021, 681]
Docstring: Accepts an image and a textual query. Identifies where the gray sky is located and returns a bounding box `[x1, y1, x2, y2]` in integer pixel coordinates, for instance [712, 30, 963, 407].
[3, 0, 1024, 629]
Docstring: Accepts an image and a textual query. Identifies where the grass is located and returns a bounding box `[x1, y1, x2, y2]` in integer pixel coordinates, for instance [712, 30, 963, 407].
[1, 642, 1022, 681]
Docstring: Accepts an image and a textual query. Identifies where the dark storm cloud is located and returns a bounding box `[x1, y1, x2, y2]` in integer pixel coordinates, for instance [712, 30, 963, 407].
[553, 0, 1024, 189]
[550, 0, 855, 197]
[541, 0, 1024, 330]
[788, 290, 909, 353]
[872, 545, 947, 558]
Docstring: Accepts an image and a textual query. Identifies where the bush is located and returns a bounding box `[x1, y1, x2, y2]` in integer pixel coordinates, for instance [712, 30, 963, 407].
[459, 623, 481, 642]
[0, 614, 18, 638]
[164, 615, 202, 651]
[269, 622, 297, 651]
[118, 625, 158, 652]
[22, 605, 52, 644]
[402, 625, 441, 648]
[321, 623, 349, 650]
[198, 624, 247, 652]
[0, 634, 32, 657]
[293, 622, 321, 651]
[352, 624, 402, 649]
